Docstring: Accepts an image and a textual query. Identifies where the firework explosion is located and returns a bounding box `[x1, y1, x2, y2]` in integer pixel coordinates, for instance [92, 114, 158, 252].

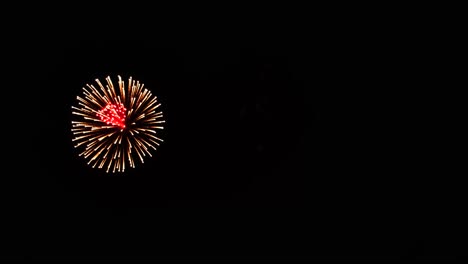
[71, 75, 165, 173]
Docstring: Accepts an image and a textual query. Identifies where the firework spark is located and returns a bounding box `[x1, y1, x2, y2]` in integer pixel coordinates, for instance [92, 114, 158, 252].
[71, 75, 165, 173]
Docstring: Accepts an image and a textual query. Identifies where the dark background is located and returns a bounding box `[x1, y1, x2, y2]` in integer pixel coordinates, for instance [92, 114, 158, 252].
[4, 3, 463, 261]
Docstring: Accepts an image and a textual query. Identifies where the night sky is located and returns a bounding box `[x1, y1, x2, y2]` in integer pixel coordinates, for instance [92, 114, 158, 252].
[6, 4, 462, 261]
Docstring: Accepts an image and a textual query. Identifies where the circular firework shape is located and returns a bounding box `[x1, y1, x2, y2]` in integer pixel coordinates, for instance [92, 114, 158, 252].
[71, 75, 165, 173]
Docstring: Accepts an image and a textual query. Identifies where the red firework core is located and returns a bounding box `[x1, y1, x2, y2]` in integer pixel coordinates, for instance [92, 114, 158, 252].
[96, 103, 127, 129]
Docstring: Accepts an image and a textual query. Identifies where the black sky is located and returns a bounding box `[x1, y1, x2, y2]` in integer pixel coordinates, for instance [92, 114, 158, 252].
[5, 3, 462, 261]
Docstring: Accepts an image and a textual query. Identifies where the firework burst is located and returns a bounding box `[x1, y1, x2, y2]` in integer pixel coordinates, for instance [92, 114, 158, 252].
[71, 75, 165, 173]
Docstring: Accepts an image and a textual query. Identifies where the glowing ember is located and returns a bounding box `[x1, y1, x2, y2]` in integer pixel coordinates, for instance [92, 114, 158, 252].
[97, 103, 127, 129]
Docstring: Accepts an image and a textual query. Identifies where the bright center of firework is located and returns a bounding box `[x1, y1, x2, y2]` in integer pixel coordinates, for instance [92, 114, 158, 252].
[96, 102, 127, 129]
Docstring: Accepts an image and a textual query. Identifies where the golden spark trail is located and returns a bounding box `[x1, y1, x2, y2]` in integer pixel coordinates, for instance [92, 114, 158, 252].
[71, 75, 165, 173]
